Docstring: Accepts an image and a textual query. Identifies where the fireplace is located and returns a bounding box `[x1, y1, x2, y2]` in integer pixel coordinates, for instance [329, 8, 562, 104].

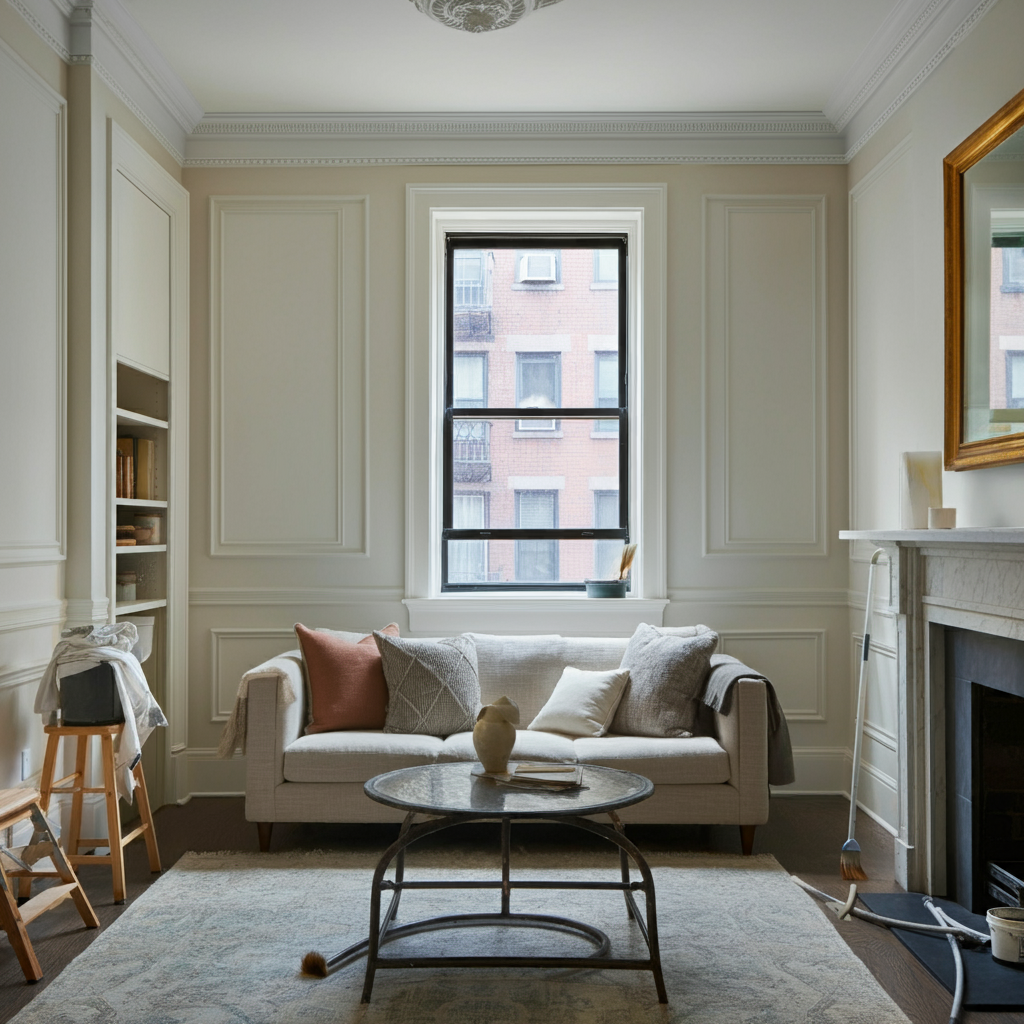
[839, 527, 1024, 895]
[946, 627, 1024, 912]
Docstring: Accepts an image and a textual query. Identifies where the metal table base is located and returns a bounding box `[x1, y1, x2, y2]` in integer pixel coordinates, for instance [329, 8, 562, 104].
[318, 810, 668, 1004]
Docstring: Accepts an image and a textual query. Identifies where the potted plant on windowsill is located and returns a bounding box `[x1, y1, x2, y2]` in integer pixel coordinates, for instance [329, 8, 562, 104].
[584, 543, 636, 598]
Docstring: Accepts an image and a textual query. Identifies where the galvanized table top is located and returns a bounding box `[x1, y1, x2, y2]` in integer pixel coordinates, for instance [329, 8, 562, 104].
[364, 761, 653, 818]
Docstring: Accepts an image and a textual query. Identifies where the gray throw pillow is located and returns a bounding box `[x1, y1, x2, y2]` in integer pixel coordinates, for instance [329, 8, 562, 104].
[611, 623, 719, 737]
[375, 632, 481, 737]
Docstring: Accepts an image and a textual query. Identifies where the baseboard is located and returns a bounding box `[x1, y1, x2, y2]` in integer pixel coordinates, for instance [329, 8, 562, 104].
[181, 747, 245, 797]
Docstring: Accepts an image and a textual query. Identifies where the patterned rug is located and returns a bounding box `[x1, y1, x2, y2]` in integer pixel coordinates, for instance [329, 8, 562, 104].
[10, 849, 910, 1023]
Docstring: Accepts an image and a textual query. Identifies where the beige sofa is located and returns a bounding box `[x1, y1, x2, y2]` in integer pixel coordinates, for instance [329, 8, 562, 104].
[241, 632, 770, 853]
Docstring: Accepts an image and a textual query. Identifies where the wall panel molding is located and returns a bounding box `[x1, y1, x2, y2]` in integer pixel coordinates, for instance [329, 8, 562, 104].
[0, 660, 49, 693]
[668, 587, 848, 606]
[703, 195, 827, 557]
[209, 628, 296, 722]
[718, 628, 827, 721]
[0, 38, 66, 568]
[190, 587, 404, 606]
[209, 196, 368, 557]
[0, 601, 64, 634]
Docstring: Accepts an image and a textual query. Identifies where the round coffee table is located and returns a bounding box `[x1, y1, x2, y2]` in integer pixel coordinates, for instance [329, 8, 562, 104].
[314, 761, 667, 1003]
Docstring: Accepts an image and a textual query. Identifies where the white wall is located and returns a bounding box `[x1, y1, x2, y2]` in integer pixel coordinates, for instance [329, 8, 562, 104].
[183, 162, 852, 797]
[848, 0, 1024, 831]
[0, 19, 65, 795]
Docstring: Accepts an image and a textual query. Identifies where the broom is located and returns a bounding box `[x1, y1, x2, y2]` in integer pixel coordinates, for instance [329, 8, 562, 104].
[617, 543, 637, 580]
[841, 548, 885, 881]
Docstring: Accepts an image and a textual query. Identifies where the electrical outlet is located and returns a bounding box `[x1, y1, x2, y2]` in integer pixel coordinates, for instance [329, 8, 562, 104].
[20, 749, 30, 782]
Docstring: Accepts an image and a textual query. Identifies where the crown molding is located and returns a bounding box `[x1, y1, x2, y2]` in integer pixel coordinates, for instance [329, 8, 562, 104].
[184, 111, 846, 166]
[838, 0, 996, 160]
[8, 0, 202, 165]
[9, 0, 998, 168]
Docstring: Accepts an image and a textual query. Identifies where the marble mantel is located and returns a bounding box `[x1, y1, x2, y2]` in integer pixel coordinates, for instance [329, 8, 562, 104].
[840, 528, 1024, 893]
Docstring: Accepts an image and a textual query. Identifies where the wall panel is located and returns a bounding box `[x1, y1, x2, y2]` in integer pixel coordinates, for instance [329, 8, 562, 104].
[704, 196, 827, 556]
[210, 196, 367, 557]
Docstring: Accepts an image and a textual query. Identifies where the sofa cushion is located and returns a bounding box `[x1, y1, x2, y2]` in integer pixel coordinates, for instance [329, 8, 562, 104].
[377, 633, 481, 738]
[283, 731, 444, 783]
[527, 666, 630, 737]
[469, 634, 629, 725]
[438, 729, 577, 764]
[611, 624, 718, 738]
[295, 622, 399, 734]
[573, 735, 731, 785]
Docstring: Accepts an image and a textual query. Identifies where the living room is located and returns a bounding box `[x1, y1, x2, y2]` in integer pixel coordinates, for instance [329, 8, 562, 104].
[2, 1, 1024, 1021]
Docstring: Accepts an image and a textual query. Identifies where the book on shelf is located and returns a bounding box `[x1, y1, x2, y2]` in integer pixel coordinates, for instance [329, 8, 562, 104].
[135, 438, 156, 500]
[471, 762, 583, 790]
[116, 437, 134, 499]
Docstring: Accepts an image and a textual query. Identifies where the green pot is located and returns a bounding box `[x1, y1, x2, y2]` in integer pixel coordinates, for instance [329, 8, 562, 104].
[584, 579, 627, 599]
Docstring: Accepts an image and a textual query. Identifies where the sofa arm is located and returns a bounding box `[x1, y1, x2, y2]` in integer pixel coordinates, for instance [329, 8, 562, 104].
[714, 678, 769, 825]
[243, 653, 305, 823]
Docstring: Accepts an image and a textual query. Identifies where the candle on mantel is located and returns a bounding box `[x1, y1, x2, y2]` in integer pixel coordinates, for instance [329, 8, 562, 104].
[899, 451, 942, 529]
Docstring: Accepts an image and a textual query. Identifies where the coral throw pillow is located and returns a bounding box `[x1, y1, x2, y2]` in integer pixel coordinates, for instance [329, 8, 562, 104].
[295, 622, 399, 733]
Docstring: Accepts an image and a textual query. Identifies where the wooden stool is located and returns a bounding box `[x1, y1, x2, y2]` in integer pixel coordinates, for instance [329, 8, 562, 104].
[39, 724, 161, 904]
[0, 788, 99, 982]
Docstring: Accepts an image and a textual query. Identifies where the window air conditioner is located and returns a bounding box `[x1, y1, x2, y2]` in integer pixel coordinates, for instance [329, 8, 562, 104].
[519, 253, 556, 283]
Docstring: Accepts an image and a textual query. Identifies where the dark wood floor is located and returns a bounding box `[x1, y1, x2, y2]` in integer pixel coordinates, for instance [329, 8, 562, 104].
[1, 794, 1020, 1023]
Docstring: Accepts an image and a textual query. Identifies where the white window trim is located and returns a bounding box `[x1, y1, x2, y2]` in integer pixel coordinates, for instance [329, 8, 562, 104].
[404, 184, 668, 634]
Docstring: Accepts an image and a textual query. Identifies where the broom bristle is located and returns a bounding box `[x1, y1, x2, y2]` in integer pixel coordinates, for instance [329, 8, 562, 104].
[300, 951, 328, 978]
[839, 849, 868, 882]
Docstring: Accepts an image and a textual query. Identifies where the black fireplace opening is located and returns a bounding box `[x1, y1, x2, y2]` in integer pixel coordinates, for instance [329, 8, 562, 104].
[946, 627, 1024, 913]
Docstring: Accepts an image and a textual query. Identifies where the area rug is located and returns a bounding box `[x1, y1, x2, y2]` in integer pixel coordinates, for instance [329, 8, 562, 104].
[11, 849, 910, 1024]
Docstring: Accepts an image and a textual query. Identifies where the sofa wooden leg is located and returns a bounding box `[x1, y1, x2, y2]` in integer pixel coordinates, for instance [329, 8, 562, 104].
[257, 823, 273, 852]
[739, 825, 756, 856]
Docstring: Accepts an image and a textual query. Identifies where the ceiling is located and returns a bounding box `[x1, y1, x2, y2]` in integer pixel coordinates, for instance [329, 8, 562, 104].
[121, 0, 903, 116]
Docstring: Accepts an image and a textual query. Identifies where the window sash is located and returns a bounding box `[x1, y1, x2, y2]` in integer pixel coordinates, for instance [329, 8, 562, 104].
[442, 233, 629, 591]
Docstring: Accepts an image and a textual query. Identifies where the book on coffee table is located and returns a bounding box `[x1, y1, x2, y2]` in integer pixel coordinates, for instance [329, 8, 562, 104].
[472, 762, 583, 789]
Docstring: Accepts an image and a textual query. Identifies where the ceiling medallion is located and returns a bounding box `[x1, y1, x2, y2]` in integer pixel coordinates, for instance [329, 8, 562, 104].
[409, 0, 566, 33]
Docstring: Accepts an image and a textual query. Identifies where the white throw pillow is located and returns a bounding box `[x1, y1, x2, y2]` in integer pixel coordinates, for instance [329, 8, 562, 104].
[527, 666, 630, 737]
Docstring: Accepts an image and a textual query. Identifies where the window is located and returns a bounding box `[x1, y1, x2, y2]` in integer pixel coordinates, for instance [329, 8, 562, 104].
[441, 232, 630, 592]
[1007, 351, 1024, 408]
[516, 352, 560, 431]
[453, 352, 487, 408]
[515, 490, 558, 581]
[449, 493, 488, 582]
[593, 248, 618, 285]
[594, 351, 618, 433]
[454, 249, 489, 307]
[1002, 247, 1024, 293]
[593, 490, 622, 581]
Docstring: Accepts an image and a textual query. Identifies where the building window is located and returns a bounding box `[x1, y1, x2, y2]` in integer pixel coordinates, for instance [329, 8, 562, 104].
[516, 352, 560, 431]
[594, 351, 618, 433]
[453, 352, 487, 408]
[1007, 351, 1024, 408]
[515, 490, 558, 581]
[593, 248, 618, 286]
[441, 232, 630, 592]
[448, 493, 488, 583]
[454, 249, 489, 307]
[1002, 247, 1024, 293]
[593, 490, 622, 581]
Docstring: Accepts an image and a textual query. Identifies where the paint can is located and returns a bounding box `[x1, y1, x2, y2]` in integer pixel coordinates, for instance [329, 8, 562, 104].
[987, 906, 1024, 968]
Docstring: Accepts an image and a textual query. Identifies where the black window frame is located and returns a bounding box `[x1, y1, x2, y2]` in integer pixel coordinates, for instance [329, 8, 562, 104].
[442, 232, 629, 592]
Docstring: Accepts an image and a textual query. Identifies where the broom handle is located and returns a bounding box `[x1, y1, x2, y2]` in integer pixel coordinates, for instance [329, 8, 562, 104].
[848, 549, 885, 844]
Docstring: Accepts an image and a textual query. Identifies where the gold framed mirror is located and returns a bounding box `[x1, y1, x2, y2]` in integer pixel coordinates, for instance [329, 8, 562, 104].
[945, 85, 1024, 469]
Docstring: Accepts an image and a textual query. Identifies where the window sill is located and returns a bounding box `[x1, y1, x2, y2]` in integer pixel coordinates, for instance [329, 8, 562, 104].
[403, 594, 668, 635]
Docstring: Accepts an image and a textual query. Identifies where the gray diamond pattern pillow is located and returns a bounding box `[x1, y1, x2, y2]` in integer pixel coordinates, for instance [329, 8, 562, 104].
[611, 623, 718, 738]
[375, 632, 481, 737]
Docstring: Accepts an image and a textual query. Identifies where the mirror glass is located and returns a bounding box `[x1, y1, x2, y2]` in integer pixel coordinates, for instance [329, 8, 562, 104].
[961, 126, 1024, 444]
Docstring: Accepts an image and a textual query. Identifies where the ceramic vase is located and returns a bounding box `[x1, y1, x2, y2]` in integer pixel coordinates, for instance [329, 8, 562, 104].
[473, 696, 520, 773]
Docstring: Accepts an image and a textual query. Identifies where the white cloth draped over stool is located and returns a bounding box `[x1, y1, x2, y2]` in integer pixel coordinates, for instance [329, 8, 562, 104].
[35, 623, 167, 801]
